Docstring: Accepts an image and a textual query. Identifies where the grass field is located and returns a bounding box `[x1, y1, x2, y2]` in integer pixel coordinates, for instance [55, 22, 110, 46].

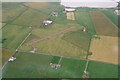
[102, 10, 118, 27]
[12, 8, 48, 27]
[89, 36, 118, 64]
[75, 11, 96, 35]
[51, 56, 61, 64]
[2, 2, 27, 23]
[91, 11, 118, 37]
[2, 52, 86, 78]
[24, 2, 63, 15]
[87, 61, 118, 78]
[62, 30, 92, 51]
[2, 24, 31, 49]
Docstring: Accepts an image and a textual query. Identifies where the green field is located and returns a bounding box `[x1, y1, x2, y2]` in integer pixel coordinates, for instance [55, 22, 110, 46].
[102, 10, 118, 27]
[75, 11, 96, 35]
[2, 24, 31, 49]
[2, 52, 86, 78]
[87, 61, 118, 78]
[2, 2, 27, 23]
[63, 30, 92, 51]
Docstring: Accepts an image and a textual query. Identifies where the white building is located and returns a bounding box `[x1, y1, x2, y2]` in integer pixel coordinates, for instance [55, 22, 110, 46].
[43, 20, 53, 26]
[114, 10, 120, 15]
[65, 8, 76, 12]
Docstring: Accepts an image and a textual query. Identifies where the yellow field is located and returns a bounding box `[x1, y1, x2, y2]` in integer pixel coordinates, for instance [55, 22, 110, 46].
[89, 35, 118, 64]
[66, 12, 75, 20]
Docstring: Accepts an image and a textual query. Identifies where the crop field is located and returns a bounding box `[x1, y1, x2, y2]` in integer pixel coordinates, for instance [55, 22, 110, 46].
[66, 12, 75, 20]
[2, 2, 27, 23]
[75, 11, 96, 35]
[87, 61, 118, 78]
[91, 11, 118, 37]
[2, 52, 86, 78]
[2, 24, 31, 49]
[89, 35, 118, 64]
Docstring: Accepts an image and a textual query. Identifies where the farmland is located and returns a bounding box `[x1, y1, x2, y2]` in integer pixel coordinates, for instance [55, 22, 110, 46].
[91, 11, 118, 37]
[1, 2, 119, 79]
[89, 35, 118, 64]
[2, 24, 31, 49]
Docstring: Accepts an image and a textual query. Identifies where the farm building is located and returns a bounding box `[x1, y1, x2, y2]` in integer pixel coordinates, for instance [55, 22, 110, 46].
[114, 10, 120, 15]
[43, 20, 53, 26]
[51, 12, 58, 16]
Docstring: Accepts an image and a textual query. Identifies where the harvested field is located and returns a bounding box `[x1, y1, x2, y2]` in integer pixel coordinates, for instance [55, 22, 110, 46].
[89, 35, 118, 64]
[91, 11, 118, 37]
[66, 12, 75, 20]
[24, 2, 50, 9]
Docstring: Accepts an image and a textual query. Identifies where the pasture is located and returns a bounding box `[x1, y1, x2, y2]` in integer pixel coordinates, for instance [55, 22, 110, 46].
[12, 8, 48, 27]
[2, 2, 27, 23]
[2, 52, 86, 78]
[62, 30, 92, 51]
[75, 11, 96, 35]
[91, 11, 118, 37]
[87, 61, 118, 78]
[102, 10, 118, 27]
[2, 24, 31, 49]
[89, 35, 118, 64]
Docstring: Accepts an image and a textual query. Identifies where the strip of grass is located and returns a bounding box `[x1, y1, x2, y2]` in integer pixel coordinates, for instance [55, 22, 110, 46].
[2, 24, 31, 49]
[87, 61, 118, 78]
[75, 11, 96, 35]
